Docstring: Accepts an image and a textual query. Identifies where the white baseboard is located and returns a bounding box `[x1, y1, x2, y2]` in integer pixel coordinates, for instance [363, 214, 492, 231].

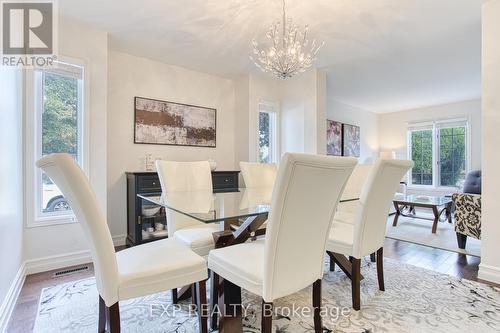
[0, 263, 26, 333]
[478, 263, 500, 284]
[0, 233, 127, 331]
[25, 250, 92, 275]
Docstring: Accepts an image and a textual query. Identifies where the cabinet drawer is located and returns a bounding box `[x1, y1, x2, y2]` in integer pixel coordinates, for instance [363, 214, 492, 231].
[137, 175, 161, 193]
[212, 173, 238, 191]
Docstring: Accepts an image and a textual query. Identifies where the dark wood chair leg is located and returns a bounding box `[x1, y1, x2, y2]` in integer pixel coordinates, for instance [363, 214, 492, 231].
[456, 233, 468, 249]
[98, 296, 106, 333]
[191, 283, 198, 308]
[195, 280, 208, 333]
[351, 258, 361, 311]
[376, 247, 385, 291]
[106, 302, 120, 333]
[312, 279, 322, 333]
[329, 253, 335, 271]
[210, 271, 219, 330]
[218, 277, 242, 333]
[261, 300, 273, 333]
[171, 288, 178, 304]
[370, 253, 376, 262]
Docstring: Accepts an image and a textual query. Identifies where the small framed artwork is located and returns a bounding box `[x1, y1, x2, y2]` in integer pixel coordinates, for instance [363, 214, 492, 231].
[326, 120, 343, 156]
[342, 123, 360, 157]
[134, 97, 216, 147]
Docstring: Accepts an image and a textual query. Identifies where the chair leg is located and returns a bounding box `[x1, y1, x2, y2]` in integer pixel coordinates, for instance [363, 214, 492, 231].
[210, 271, 219, 330]
[106, 302, 120, 333]
[195, 280, 208, 333]
[376, 247, 385, 291]
[351, 258, 361, 311]
[312, 279, 322, 333]
[456, 233, 467, 249]
[191, 283, 198, 308]
[370, 253, 376, 262]
[171, 288, 178, 304]
[261, 300, 273, 333]
[98, 296, 106, 333]
[329, 253, 335, 271]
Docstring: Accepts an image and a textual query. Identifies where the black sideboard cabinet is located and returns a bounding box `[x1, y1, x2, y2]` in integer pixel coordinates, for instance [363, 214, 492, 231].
[126, 170, 240, 247]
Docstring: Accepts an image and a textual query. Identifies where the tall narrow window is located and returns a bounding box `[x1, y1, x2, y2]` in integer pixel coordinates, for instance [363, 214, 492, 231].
[27, 61, 86, 225]
[258, 102, 278, 163]
[408, 120, 469, 188]
[409, 128, 433, 185]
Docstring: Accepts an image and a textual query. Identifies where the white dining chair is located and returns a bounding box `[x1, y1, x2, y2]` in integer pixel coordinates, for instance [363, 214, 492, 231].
[155, 160, 221, 257]
[239, 161, 277, 188]
[326, 159, 414, 311]
[37, 154, 209, 333]
[209, 153, 357, 333]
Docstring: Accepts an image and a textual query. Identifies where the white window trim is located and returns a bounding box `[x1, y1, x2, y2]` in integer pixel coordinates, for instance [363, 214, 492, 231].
[24, 56, 89, 228]
[256, 99, 280, 164]
[407, 117, 471, 191]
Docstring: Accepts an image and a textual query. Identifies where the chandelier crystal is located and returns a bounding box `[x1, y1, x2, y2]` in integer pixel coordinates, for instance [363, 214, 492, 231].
[251, 0, 325, 79]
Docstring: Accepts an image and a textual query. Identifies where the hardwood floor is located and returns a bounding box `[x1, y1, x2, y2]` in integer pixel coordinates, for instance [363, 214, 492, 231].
[5, 240, 491, 333]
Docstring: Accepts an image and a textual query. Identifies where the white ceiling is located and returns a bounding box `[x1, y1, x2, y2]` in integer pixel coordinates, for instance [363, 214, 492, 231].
[59, 0, 483, 113]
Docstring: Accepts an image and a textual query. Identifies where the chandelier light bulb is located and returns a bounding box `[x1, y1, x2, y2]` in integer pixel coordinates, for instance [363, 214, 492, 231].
[250, 0, 325, 79]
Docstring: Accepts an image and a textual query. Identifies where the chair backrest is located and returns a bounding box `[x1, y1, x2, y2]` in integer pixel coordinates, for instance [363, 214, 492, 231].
[240, 162, 277, 188]
[155, 160, 213, 235]
[463, 170, 481, 195]
[36, 154, 119, 305]
[263, 153, 356, 302]
[352, 159, 414, 257]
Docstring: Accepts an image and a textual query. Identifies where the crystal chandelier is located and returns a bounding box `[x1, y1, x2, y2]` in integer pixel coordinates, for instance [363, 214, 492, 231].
[251, 0, 325, 79]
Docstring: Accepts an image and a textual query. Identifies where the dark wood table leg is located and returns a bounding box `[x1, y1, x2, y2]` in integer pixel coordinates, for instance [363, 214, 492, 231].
[392, 202, 401, 227]
[431, 206, 439, 234]
[218, 276, 243, 333]
[327, 251, 364, 280]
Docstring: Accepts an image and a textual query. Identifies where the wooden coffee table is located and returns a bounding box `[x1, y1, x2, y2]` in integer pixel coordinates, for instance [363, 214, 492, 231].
[392, 195, 453, 234]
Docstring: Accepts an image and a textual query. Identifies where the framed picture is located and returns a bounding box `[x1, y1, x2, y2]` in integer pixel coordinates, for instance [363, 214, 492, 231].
[326, 120, 343, 156]
[342, 123, 360, 157]
[134, 97, 216, 147]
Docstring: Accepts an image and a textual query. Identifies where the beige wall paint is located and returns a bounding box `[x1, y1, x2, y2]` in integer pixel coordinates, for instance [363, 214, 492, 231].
[479, 0, 500, 284]
[106, 51, 236, 235]
[0, 68, 23, 312]
[326, 99, 379, 163]
[378, 99, 482, 170]
[23, 18, 109, 263]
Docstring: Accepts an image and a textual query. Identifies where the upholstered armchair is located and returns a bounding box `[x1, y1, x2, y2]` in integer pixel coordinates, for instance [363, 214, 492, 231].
[453, 170, 482, 249]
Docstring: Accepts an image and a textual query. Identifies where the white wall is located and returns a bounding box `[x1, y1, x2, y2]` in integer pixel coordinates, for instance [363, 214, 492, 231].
[281, 69, 327, 155]
[23, 18, 109, 265]
[326, 99, 379, 163]
[0, 68, 23, 317]
[479, 0, 500, 284]
[107, 51, 236, 235]
[378, 99, 482, 170]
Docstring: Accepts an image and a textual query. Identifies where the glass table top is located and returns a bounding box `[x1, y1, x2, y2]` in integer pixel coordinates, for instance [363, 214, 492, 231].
[139, 188, 359, 223]
[394, 194, 452, 206]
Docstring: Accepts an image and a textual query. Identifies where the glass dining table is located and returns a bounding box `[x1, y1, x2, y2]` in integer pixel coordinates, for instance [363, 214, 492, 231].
[138, 187, 360, 246]
[138, 187, 359, 331]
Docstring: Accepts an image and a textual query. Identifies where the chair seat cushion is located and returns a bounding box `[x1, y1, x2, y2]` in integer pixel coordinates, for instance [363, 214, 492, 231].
[326, 221, 354, 257]
[208, 239, 265, 297]
[173, 223, 220, 256]
[116, 238, 207, 301]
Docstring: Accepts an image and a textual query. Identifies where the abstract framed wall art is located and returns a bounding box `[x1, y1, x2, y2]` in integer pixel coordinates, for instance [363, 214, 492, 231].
[342, 123, 360, 157]
[326, 119, 343, 156]
[134, 97, 216, 147]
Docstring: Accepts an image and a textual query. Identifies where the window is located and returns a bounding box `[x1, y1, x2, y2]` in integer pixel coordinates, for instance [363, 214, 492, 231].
[258, 101, 278, 163]
[408, 120, 469, 188]
[26, 60, 86, 226]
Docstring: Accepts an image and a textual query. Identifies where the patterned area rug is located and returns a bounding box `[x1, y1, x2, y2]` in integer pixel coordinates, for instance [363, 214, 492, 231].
[33, 259, 500, 333]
